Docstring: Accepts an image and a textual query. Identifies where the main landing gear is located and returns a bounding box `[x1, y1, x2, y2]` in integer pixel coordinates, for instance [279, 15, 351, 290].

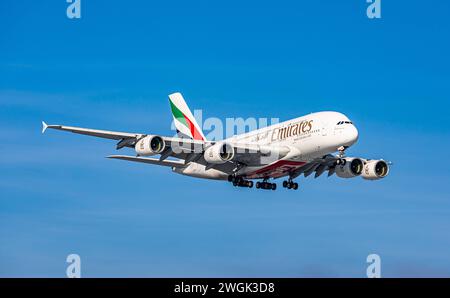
[228, 175, 253, 188]
[282, 178, 298, 190]
[255, 180, 277, 190]
[229, 175, 277, 190]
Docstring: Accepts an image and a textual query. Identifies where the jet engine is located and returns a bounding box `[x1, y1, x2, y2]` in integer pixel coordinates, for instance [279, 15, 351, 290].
[204, 143, 235, 164]
[135, 135, 166, 156]
[335, 157, 364, 178]
[362, 160, 389, 180]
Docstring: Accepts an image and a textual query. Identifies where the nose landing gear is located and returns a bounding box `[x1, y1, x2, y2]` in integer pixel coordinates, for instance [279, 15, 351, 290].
[335, 158, 347, 166]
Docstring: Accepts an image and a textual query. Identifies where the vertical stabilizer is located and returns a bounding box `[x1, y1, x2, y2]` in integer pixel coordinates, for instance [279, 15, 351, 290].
[168, 92, 206, 141]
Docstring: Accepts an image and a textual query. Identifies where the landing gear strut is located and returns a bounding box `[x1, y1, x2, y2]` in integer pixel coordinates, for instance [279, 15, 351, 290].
[337, 146, 347, 158]
[282, 178, 298, 190]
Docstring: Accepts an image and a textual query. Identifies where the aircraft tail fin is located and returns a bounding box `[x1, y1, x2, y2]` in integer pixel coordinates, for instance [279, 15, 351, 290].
[168, 92, 206, 141]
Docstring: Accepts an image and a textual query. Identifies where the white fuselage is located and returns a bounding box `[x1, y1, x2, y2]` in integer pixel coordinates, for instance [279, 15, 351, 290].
[174, 111, 359, 180]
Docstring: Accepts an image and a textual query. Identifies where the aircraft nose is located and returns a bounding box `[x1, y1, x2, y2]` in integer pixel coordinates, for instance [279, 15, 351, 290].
[343, 125, 359, 146]
[348, 125, 359, 144]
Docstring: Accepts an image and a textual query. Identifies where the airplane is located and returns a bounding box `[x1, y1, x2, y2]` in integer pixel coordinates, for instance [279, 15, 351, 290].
[42, 92, 389, 190]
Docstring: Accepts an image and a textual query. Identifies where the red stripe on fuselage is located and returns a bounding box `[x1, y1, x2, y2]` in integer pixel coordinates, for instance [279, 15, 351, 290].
[245, 160, 306, 179]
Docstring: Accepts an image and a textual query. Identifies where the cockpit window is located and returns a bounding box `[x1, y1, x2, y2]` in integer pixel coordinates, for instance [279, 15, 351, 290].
[337, 121, 353, 125]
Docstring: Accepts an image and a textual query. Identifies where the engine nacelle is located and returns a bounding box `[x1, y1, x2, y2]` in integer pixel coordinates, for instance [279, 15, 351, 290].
[335, 157, 364, 178]
[204, 143, 235, 164]
[362, 160, 389, 180]
[135, 135, 166, 156]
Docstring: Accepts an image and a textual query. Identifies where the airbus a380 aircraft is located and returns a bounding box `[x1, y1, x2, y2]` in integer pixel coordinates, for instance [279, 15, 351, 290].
[42, 93, 389, 190]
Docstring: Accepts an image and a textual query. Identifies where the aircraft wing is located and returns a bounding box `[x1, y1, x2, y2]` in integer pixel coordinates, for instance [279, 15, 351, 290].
[107, 155, 185, 167]
[42, 121, 211, 150]
[289, 154, 340, 179]
[42, 121, 293, 171]
[42, 121, 139, 140]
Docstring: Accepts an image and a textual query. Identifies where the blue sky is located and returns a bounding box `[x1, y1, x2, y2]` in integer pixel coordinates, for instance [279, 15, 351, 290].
[1, 0, 450, 277]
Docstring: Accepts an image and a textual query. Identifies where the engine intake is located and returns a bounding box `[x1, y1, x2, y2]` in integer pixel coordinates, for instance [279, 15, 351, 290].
[204, 143, 235, 164]
[362, 160, 389, 180]
[135, 135, 166, 156]
[335, 157, 364, 178]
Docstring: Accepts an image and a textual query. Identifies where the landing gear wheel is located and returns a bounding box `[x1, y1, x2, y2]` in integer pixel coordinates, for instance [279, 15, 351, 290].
[283, 177, 299, 190]
[229, 176, 254, 189]
[255, 180, 277, 190]
[336, 158, 347, 166]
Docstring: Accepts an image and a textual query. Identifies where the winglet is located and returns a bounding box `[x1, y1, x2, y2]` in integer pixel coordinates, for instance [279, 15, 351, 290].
[41, 121, 48, 134]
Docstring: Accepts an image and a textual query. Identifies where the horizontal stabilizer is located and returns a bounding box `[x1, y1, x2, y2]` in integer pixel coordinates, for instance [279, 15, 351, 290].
[107, 155, 185, 168]
[41, 121, 48, 134]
